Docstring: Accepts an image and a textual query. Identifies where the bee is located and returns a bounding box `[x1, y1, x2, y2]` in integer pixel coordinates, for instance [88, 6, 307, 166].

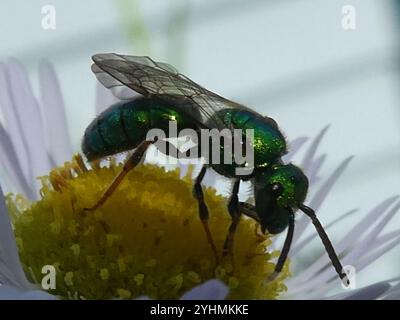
[83, 53, 348, 284]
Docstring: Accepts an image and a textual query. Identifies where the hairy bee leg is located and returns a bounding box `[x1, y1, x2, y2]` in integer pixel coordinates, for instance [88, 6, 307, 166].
[238, 202, 265, 240]
[239, 202, 260, 222]
[268, 212, 295, 282]
[193, 166, 219, 265]
[223, 180, 241, 270]
[84, 140, 154, 211]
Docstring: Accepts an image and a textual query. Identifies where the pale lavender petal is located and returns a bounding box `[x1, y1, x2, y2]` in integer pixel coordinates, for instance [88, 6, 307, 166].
[0, 184, 30, 288]
[287, 198, 397, 291]
[301, 125, 329, 173]
[0, 260, 25, 287]
[344, 201, 400, 262]
[382, 281, 400, 300]
[95, 82, 119, 114]
[7, 59, 52, 191]
[301, 233, 400, 299]
[292, 156, 353, 245]
[288, 199, 400, 298]
[355, 235, 400, 273]
[309, 156, 354, 214]
[344, 229, 400, 266]
[39, 60, 73, 166]
[361, 200, 400, 244]
[176, 161, 190, 179]
[202, 167, 219, 188]
[291, 209, 358, 257]
[345, 282, 391, 300]
[307, 154, 326, 185]
[283, 136, 308, 163]
[0, 285, 57, 300]
[373, 230, 400, 246]
[0, 124, 34, 198]
[327, 282, 391, 300]
[383, 289, 400, 300]
[180, 279, 228, 300]
[0, 63, 30, 181]
[331, 197, 399, 259]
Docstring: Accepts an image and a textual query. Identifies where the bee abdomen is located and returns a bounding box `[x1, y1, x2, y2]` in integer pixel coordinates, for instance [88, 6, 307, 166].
[82, 99, 150, 161]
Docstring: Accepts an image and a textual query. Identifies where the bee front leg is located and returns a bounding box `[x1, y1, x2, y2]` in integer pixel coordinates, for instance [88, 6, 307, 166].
[267, 212, 295, 282]
[193, 166, 219, 266]
[223, 179, 241, 270]
[84, 139, 154, 211]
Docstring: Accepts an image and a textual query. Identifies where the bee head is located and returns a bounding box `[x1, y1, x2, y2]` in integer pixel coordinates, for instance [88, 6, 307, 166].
[253, 163, 308, 234]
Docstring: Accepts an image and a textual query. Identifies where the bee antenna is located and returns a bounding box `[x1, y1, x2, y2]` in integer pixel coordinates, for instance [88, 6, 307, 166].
[299, 204, 350, 285]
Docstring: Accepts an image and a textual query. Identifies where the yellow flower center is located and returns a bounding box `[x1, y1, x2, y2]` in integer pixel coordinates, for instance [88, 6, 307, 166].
[7, 155, 289, 299]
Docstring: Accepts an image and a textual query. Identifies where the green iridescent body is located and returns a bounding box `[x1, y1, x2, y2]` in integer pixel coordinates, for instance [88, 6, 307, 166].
[82, 98, 199, 161]
[209, 108, 287, 179]
[82, 98, 308, 234]
[83, 54, 347, 284]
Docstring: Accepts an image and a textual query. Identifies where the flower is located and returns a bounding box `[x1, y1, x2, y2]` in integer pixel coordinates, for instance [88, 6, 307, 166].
[7, 157, 288, 299]
[0, 59, 399, 299]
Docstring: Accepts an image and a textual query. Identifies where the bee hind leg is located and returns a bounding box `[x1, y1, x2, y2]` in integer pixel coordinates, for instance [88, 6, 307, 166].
[193, 166, 219, 266]
[84, 140, 154, 212]
[223, 179, 241, 271]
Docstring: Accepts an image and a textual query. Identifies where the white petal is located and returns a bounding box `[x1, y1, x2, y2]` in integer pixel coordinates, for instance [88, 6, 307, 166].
[0, 124, 33, 198]
[382, 281, 400, 300]
[39, 60, 73, 166]
[0, 284, 57, 300]
[180, 279, 228, 300]
[291, 156, 353, 245]
[343, 201, 400, 262]
[328, 282, 391, 300]
[383, 290, 400, 300]
[0, 185, 30, 288]
[283, 136, 308, 163]
[288, 199, 400, 298]
[343, 282, 391, 300]
[307, 153, 326, 185]
[301, 125, 329, 173]
[202, 168, 219, 188]
[7, 59, 52, 193]
[287, 197, 397, 291]
[291, 208, 358, 256]
[0, 63, 31, 184]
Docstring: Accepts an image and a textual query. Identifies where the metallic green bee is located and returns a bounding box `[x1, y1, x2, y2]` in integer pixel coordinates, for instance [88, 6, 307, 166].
[83, 53, 348, 284]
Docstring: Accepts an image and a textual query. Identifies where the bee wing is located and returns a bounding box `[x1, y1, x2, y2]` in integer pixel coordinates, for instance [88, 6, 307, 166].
[91, 53, 253, 129]
[92, 63, 141, 100]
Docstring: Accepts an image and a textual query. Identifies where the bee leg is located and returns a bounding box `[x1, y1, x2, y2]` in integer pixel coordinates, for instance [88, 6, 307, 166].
[84, 140, 154, 211]
[239, 202, 259, 222]
[222, 180, 241, 270]
[237, 202, 265, 240]
[267, 211, 295, 282]
[193, 166, 219, 265]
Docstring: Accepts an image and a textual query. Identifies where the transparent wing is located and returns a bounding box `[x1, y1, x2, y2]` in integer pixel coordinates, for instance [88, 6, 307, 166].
[91, 53, 256, 129]
[92, 63, 140, 100]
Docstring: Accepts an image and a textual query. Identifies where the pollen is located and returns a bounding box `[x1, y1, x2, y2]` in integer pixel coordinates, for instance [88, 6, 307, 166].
[7, 155, 290, 299]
